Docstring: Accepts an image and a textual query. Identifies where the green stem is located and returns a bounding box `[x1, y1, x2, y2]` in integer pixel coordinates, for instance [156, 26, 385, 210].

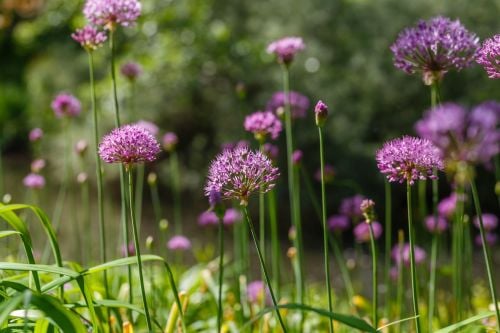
[268, 189, 280, 298]
[384, 181, 392, 318]
[318, 127, 334, 333]
[135, 164, 145, 237]
[127, 169, 153, 332]
[396, 231, 404, 329]
[428, 232, 438, 332]
[368, 222, 378, 328]
[407, 181, 421, 333]
[329, 235, 355, 305]
[170, 151, 182, 234]
[469, 177, 500, 332]
[243, 206, 287, 332]
[417, 181, 427, 221]
[110, 29, 121, 127]
[217, 215, 224, 333]
[149, 179, 162, 224]
[0, 140, 3, 196]
[453, 183, 465, 322]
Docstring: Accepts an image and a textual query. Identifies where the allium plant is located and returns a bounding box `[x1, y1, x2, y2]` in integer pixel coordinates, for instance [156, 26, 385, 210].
[392, 243, 427, 266]
[267, 36, 305, 65]
[162, 132, 178, 152]
[23, 173, 45, 189]
[476, 34, 500, 79]
[29, 128, 43, 142]
[266, 91, 310, 119]
[71, 25, 107, 51]
[353, 221, 383, 243]
[424, 215, 448, 233]
[327, 215, 350, 232]
[51, 93, 82, 118]
[339, 194, 366, 220]
[84, 0, 141, 30]
[391, 16, 479, 85]
[244, 110, 282, 142]
[121, 61, 143, 81]
[167, 235, 191, 251]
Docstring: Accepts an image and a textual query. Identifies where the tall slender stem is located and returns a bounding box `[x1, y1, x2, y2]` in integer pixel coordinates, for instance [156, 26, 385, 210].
[318, 127, 334, 333]
[134, 164, 145, 237]
[170, 151, 182, 234]
[0, 140, 3, 196]
[368, 222, 378, 328]
[453, 182, 465, 322]
[268, 189, 281, 297]
[407, 181, 421, 333]
[217, 214, 224, 333]
[110, 29, 121, 127]
[383, 180, 391, 318]
[470, 177, 500, 332]
[242, 206, 287, 332]
[127, 169, 153, 331]
[428, 232, 438, 332]
[396, 230, 404, 329]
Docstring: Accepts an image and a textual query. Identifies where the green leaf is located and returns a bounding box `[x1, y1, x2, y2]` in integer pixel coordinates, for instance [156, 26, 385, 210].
[434, 312, 495, 333]
[82, 254, 166, 275]
[0, 293, 24, 328]
[0, 230, 20, 239]
[0, 262, 79, 278]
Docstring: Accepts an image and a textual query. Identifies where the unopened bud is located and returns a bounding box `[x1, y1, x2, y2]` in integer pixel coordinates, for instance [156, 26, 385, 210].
[159, 219, 169, 231]
[314, 100, 328, 127]
[287, 247, 297, 259]
[146, 235, 154, 250]
[147, 172, 157, 186]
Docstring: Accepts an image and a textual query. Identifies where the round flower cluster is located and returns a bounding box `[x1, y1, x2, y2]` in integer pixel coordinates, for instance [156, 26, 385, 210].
[473, 214, 498, 231]
[267, 36, 305, 64]
[266, 91, 310, 119]
[71, 25, 107, 51]
[424, 215, 448, 234]
[391, 16, 479, 84]
[29, 128, 43, 142]
[23, 173, 45, 189]
[84, 0, 141, 29]
[51, 93, 82, 118]
[244, 110, 282, 141]
[339, 194, 366, 219]
[476, 34, 500, 79]
[162, 132, 178, 152]
[121, 61, 143, 81]
[167, 235, 191, 251]
[99, 124, 161, 167]
[354, 221, 383, 243]
[392, 243, 427, 266]
[327, 215, 350, 232]
[205, 147, 279, 206]
[376, 136, 443, 185]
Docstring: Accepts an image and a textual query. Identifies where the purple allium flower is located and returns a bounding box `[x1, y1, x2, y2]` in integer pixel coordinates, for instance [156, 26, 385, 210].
[205, 147, 279, 206]
[390, 16, 479, 85]
[29, 128, 43, 142]
[83, 0, 141, 30]
[198, 211, 218, 227]
[244, 110, 282, 141]
[328, 215, 350, 232]
[121, 61, 143, 81]
[475, 233, 498, 247]
[392, 243, 427, 266]
[121, 242, 135, 256]
[262, 143, 279, 161]
[353, 221, 383, 243]
[389, 266, 399, 281]
[223, 208, 242, 226]
[438, 193, 457, 218]
[135, 120, 159, 136]
[31, 159, 46, 173]
[339, 194, 366, 218]
[75, 139, 89, 156]
[51, 93, 82, 118]
[247, 280, 270, 304]
[315, 164, 335, 183]
[266, 91, 310, 119]
[473, 214, 498, 231]
[424, 215, 449, 233]
[71, 25, 107, 51]
[162, 132, 178, 152]
[476, 34, 500, 79]
[267, 37, 305, 65]
[376, 136, 443, 185]
[292, 149, 303, 165]
[314, 100, 328, 127]
[98, 124, 161, 167]
[23, 173, 45, 189]
[415, 102, 500, 166]
[167, 235, 192, 251]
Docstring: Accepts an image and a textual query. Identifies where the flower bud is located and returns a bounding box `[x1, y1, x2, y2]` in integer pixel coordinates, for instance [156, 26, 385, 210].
[159, 219, 169, 231]
[314, 100, 328, 127]
[147, 172, 157, 186]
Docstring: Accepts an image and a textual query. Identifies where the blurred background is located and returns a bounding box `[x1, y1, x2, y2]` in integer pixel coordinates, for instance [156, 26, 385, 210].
[0, 0, 498, 261]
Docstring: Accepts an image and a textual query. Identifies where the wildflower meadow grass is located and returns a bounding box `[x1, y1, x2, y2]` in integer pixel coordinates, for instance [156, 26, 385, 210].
[0, 1, 499, 332]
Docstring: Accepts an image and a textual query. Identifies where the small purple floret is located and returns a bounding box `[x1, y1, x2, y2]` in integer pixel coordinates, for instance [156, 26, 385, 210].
[328, 215, 350, 232]
[353, 221, 383, 243]
[51, 93, 82, 118]
[476, 34, 500, 79]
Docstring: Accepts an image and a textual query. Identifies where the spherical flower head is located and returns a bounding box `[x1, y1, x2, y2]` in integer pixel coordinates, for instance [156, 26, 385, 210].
[71, 25, 107, 51]
[467, 101, 500, 164]
[244, 111, 282, 142]
[475, 232, 498, 247]
[267, 36, 305, 65]
[392, 243, 426, 267]
[31, 159, 46, 173]
[314, 100, 328, 127]
[376, 136, 443, 185]
[167, 235, 191, 251]
[476, 34, 500, 79]
[23, 173, 45, 189]
[135, 120, 159, 136]
[354, 221, 382, 243]
[391, 16, 479, 85]
[162, 132, 178, 152]
[315, 164, 335, 183]
[75, 139, 89, 156]
[266, 91, 310, 119]
[262, 143, 279, 161]
[205, 147, 279, 206]
[29, 128, 43, 142]
[121, 61, 143, 81]
[223, 208, 242, 226]
[292, 149, 303, 166]
[51, 93, 82, 118]
[438, 193, 457, 218]
[198, 211, 218, 227]
[424, 215, 448, 234]
[247, 280, 269, 304]
[339, 194, 366, 218]
[98, 124, 161, 168]
[328, 215, 350, 232]
[473, 213, 498, 231]
[84, 0, 141, 30]
[121, 242, 135, 256]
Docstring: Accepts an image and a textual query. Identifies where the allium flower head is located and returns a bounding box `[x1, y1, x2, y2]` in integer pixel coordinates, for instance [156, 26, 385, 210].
[205, 147, 279, 206]
[292, 149, 303, 165]
[247, 280, 270, 304]
[121, 61, 143, 81]
[262, 143, 279, 161]
[135, 120, 158, 136]
[167, 235, 191, 251]
[121, 242, 135, 256]
[438, 193, 458, 218]
[29, 128, 43, 142]
[476, 34, 500, 79]
[376, 136, 443, 185]
[339, 194, 366, 218]
[328, 215, 350, 232]
[267, 36, 305, 65]
[354, 221, 383, 243]
[244, 111, 282, 141]
[84, 0, 141, 30]
[51, 93, 82, 118]
[391, 16, 479, 85]
[266, 91, 310, 119]
[71, 25, 107, 51]
[198, 211, 218, 227]
[424, 215, 448, 234]
[392, 243, 426, 266]
[99, 124, 161, 167]
[31, 159, 46, 173]
[162, 132, 178, 152]
[23, 173, 45, 189]
[475, 233, 498, 247]
[473, 214, 498, 231]
[314, 100, 328, 127]
[223, 208, 242, 226]
[315, 164, 335, 183]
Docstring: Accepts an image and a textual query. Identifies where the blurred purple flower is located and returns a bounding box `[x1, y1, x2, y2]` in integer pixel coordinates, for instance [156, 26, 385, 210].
[247, 280, 270, 304]
[121, 242, 135, 256]
[339, 194, 366, 218]
[31, 159, 46, 173]
[376, 136, 443, 185]
[75, 139, 89, 156]
[84, 0, 141, 29]
[473, 214, 498, 231]
[220, 140, 250, 151]
[262, 143, 279, 161]
[77, 172, 88, 184]
[328, 215, 350, 232]
[424, 215, 448, 234]
[223, 208, 242, 226]
[121, 61, 143, 81]
[315, 163, 335, 183]
[198, 211, 218, 227]
[267, 36, 305, 64]
[29, 128, 43, 142]
[353, 221, 382, 243]
[167, 235, 191, 251]
[23, 173, 45, 189]
[244, 110, 282, 141]
[266, 91, 310, 119]
[392, 243, 427, 266]
[71, 25, 107, 51]
[292, 149, 303, 165]
[476, 34, 500, 79]
[314, 100, 328, 127]
[162, 132, 178, 152]
[438, 193, 458, 218]
[51, 93, 82, 118]
[135, 120, 159, 136]
[475, 233, 498, 247]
